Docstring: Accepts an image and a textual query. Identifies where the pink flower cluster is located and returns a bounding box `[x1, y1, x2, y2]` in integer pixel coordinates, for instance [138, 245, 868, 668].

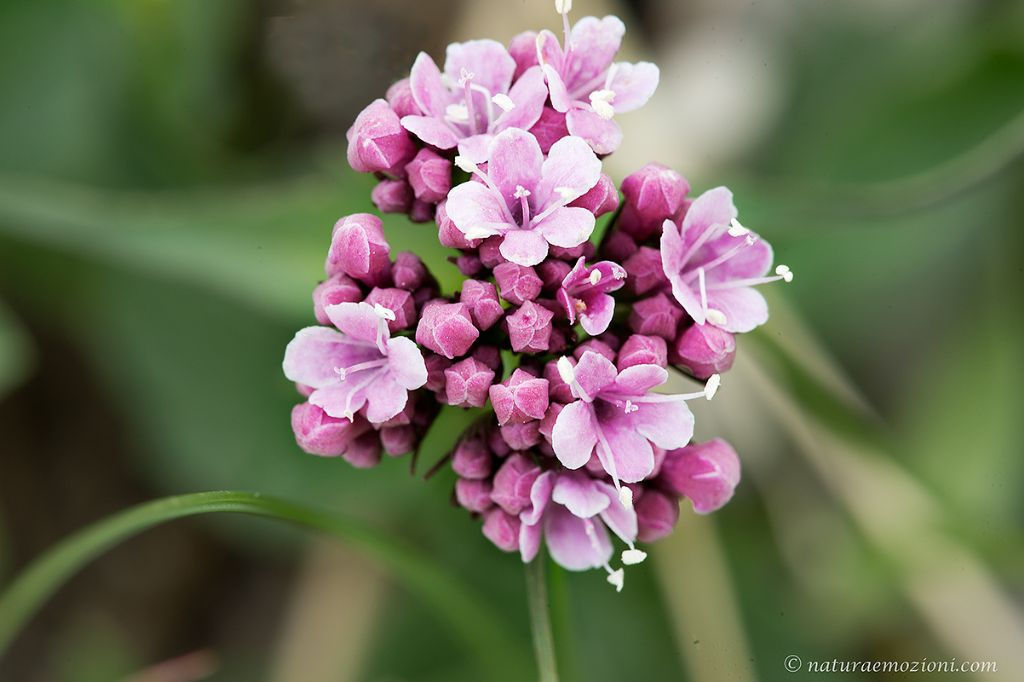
[283, 2, 792, 590]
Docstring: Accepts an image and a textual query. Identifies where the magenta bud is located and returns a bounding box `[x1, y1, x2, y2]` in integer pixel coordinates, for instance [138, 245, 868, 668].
[478, 237, 506, 269]
[364, 287, 416, 331]
[673, 324, 736, 379]
[494, 262, 543, 305]
[636, 489, 680, 542]
[506, 301, 554, 354]
[444, 357, 496, 408]
[489, 368, 549, 426]
[619, 163, 690, 240]
[437, 201, 479, 250]
[423, 353, 451, 393]
[570, 173, 619, 218]
[291, 403, 367, 457]
[371, 179, 414, 214]
[623, 246, 669, 296]
[452, 437, 492, 479]
[482, 508, 521, 552]
[500, 421, 541, 450]
[345, 99, 416, 175]
[473, 345, 502, 371]
[343, 431, 383, 469]
[487, 427, 512, 457]
[537, 260, 572, 292]
[456, 478, 494, 513]
[380, 425, 417, 456]
[602, 230, 638, 262]
[391, 252, 428, 291]
[629, 293, 684, 340]
[491, 453, 542, 514]
[549, 241, 594, 261]
[326, 213, 391, 285]
[508, 31, 539, 78]
[617, 334, 668, 370]
[538, 401, 563, 442]
[459, 279, 504, 330]
[573, 338, 617, 363]
[312, 275, 363, 325]
[385, 78, 420, 118]
[660, 439, 741, 514]
[543, 361, 574, 403]
[455, 254, 484, 277]
[415, 302, 480, 360]
[406, 148, 452, 204]
[409, 199, 434, 223]
[528, 106, 569, 154]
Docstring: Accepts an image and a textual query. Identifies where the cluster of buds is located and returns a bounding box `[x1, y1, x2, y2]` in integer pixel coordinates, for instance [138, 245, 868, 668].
[283, 1, 792, 590]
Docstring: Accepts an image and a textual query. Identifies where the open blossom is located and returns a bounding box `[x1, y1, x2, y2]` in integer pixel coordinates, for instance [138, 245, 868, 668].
[660, 187, 792, 333]
[446, 128, 601, 266]
[557, 257, 626, 335]
[283, 302, 428, 424]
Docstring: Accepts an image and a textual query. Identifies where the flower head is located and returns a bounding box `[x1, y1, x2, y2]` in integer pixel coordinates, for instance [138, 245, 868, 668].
[556, 257, 626, 335]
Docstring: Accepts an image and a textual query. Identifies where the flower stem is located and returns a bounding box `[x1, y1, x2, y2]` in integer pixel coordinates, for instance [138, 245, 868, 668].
[525, 552, 560, 682]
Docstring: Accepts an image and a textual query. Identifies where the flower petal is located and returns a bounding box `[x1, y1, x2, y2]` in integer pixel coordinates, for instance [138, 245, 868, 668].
[363, 374, 409, 424]
[386, 336, 428, 389]
[552, 472, 610, 519]
[579, 292, 615, 336]
[565, 16, 625, 93]
[607, 61, 659, 112]
[401, 114, 459, 150]
[521, 471, 555, 526]
[493, 66, 547, 134]
[551, 400, 597, 470]
[283, 327, 374, 388]
[325, 302, 383, 346]
[613, 364, 668, 395]
[446, 181, 512, 240]
[535, 206, 595, 248]
[487, 128, 543, 208]
[519, 519, 543, 563]
[681, 186, 737, 241]
[598, 411, 655, 483]
[706, 287, 769, 333]
[544, 506, 612, 571]
[444, 39, 516, 98]
[499, 228, 549, 266]
[565, 108, 622, 156]
[542, 63, 573, 112]
[573, 350, 619, 398]
[309, 381, 368, 421]
[409, 52, 449, 116]
[660, 219, 705, 324]
[456, 134, 493, 165]
[536, 135, 602, 206]
[631, 399, 694, 450]
[594, 481, 638, 543]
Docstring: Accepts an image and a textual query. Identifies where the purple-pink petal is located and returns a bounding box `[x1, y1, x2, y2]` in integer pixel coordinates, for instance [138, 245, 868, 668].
[565, 109, 623, 156]
[608, 61, 660, 112]
[499, 229, 550, 267]
[401, 114, 459, 149]
[535, 207, 595, 249]
[551, 400, 597, 470]
[544, 505, 613, 571]
[536, 135, 602, 207]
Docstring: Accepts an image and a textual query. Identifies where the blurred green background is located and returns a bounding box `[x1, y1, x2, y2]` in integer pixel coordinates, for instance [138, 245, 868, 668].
[1, 0, 1022, 680]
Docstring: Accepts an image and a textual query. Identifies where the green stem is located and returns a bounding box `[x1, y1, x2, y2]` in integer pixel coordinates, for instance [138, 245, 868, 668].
[524, 552, 559, 682]
[0, 491, 528, 680]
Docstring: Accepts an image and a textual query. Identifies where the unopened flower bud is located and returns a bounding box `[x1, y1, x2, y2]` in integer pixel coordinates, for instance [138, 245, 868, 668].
[364, 288, 416, 331]
[528, 107, 569, 154]
[573, 338, 617, 363]
[623, 246, 669, 296]
[444, 357, 496, 408]
[618, 163, 690, 240]
[543, 360, 575, 403]
[494, 262, 543, 305]
[406, 148, 452, 204]
[385, 78, 420, 118]
[489, 368, 549, 425]
[459, 280, 504, 330]
[537, 260, 572, 292]
[570, 173, 619, 218]
[636, 489, 680, 542]
[312, 274, 363, 325]
[478, 237, 507, 269]
[409, 199, 434, 223]
[455, 254, 484, 277]
[629, 293, 684, 340]
[291, 403, 368, 457]
[672, 324, 736, 379]
[423, 353, 451, 393]
[456, 478, 494, 513]
[500, 421, 541, 450]
[437, 201, 479, 249]
[482, 508, 521, 551]
[506, 301, 554, 353]
[380, 425, 417, 456]
[617, 334, 668, 370]
[602, 230, 638, 262]
[346, 99, 416, 175]
[660, 439, 741, 514]
[343, 431, 383, 469]
[415, 302, 480, 359]
[371, 179, 414, 214]
[391, 252, 428, 291]
[326, 213, 391, 285]
[452, 437, 492, 479]
[491, 453, 542, 514]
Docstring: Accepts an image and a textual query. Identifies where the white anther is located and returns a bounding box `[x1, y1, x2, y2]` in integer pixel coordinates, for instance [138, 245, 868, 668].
[622, 548, 647, 565]
[727, 218, 749, 238]
[589, 269, 602, 285]
[745, 234, 756, 246]
[556, 356, 576, 384]
[492, 93, 515, 112]
[373, 304, 396, 321]
[589, 89, 616, 119]
[618, 486, 634, 508]
[454, 155, 478, 174]
[514, 184, 531, 199]
[606, 567, 624, 592]
[458, 68, 475, 87]
[555, 186, 575, 200]
[554, 0, 572, 15]
[775, 264, 794, 282]
[704, 373, 721, 400]
[333, 366, 347, 380]
[611, 264, 627, 280]
[445, 103, 469, 122]
[624, 399, 638, 414]
[705, 309, 728, 326]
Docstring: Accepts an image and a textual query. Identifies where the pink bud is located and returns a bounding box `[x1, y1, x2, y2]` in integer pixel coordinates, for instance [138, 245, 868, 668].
[444, 357, 496, 408]
[415, 302, 480, 360]
[617, 334, 668, 370]
[312, 275, 363, 325]
[570, 173, 619, 218]
[473, 345, 502, 371]
[456, 478, 494, 513]
[528, 107, 569, 154]
[623, 246, 669, 296]
[343, 431, 383, 469]
[478, 237, 506, 269]
[538, 401, 564, 441]
[506, 301, 553, 354]
[345, 99, 415, 175]
[380, 425, 417, 456]
[508, 32, 539, 79]
[660, 439, 741, 514]
[549, 241, 594, 261]
[364, 287, 416, 330]
[326, 213, 391, 285]
[494, 262, 543, 305]
[482, 508, 521, 552]
[409, 199, 434, 223]
[573, 338, 617, 363]
[489, 368, 549, 425]
[673, 324, 736, 379]
[618, 163, 690, 240]
[491, 453, 542, 514]
[460, 280, 504, 330]
[543, 361, 574, 403]
[500, 421, 541, 450]
[455, 254, 484, 277]
[391, 252, 429, 291]
[437, 201, 479, 249]
[452, 436, 492, 479]
[423, 353, 451, 393]
[537, 260, 572, 292]
[371, 179, 413, 214]
[291, 403, 368, 457]
[629, 293, 684, 340]
[386, 78, 420, 118]
[636, 489, 680, 542]
[602, 230, 638, 262]
[406, 148, 452, 204]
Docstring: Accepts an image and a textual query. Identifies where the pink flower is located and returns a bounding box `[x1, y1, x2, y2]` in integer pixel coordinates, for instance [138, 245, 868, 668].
[659, 439, 741, 514]
[445, 128, 602, 266]
[283, 302, 428, 424]
[556, 257, 626, 335]
[402, 40, 548, 162]
[535, 10, 659, 154]
[660, 187, 793, 333]
[550, 350, 711, 503]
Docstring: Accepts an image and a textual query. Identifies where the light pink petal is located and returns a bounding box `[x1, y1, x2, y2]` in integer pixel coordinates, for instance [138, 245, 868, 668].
[363, 374, 408, 424]
[598, 413, 655, 483]
[594, 482, 638, 543]
[544, 506, 613, 571]
[493, 67, 547, 133]
[535, 207, 595, 248]
[565, 109, 622, 156]
[551, 400, 597, 469]
[386, 336, 428, 390]
[487, 128, 543, 207]
[613, 364, 668, 395]
[499, 229, 549, 267]
[446, 182, 512, 239]
[542, 64, 573, 112]
[552, 472, 609, 519]
[706, 287, 769, 333]
[573, 351, 618, 398]
[660, 220, 705, 324]
[284, 327, 368, 388]
[519, 520, 543, 563]
[536, 135, 602, 207]
[309, 382, 367, 421]
[444, 39, 516, 98]
[325, 302, 383, 345]
[632, 400, 694, 450]
[536, 31, 565, 74]
[521, 470, 555, 526]
[456, 135, 493, 165]
[706, 237, 773, 284]
[565, 16, 625, 92]
[607, 61, 659, 112]
[579, 293, 615, 336]
[409, 52, 449, 116]
[681, 186, 737, 239]
[401, 114, 459, 150]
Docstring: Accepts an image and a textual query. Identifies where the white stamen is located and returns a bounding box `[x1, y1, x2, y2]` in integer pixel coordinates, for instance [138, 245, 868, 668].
[704, 373, 721, 400]
[606, 567, 624, 592]
[457, 68, 474, 88]
[623, 399, 638, 414]
[373, 304, 396, 321]
[727, 218, 749, 237]
[611, 264, 627, 280]
[588, 269, 602, 285]
[555, 186, 575, 200]
[446, 103, 469, 122]
[622, 548, 647, 565]
[556, 356, 576, 384]
[554, 0, 572, 15]
[589, 89, 616, 119]
[333, 366, 347, 380]
[618, 486, 634, 508]
[706, 309, 728, 326]
[454, 155, 478, 174]
[513, 184, 531, 199]
[492, 93, 515, 112]
[775, 264, 794, 282]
